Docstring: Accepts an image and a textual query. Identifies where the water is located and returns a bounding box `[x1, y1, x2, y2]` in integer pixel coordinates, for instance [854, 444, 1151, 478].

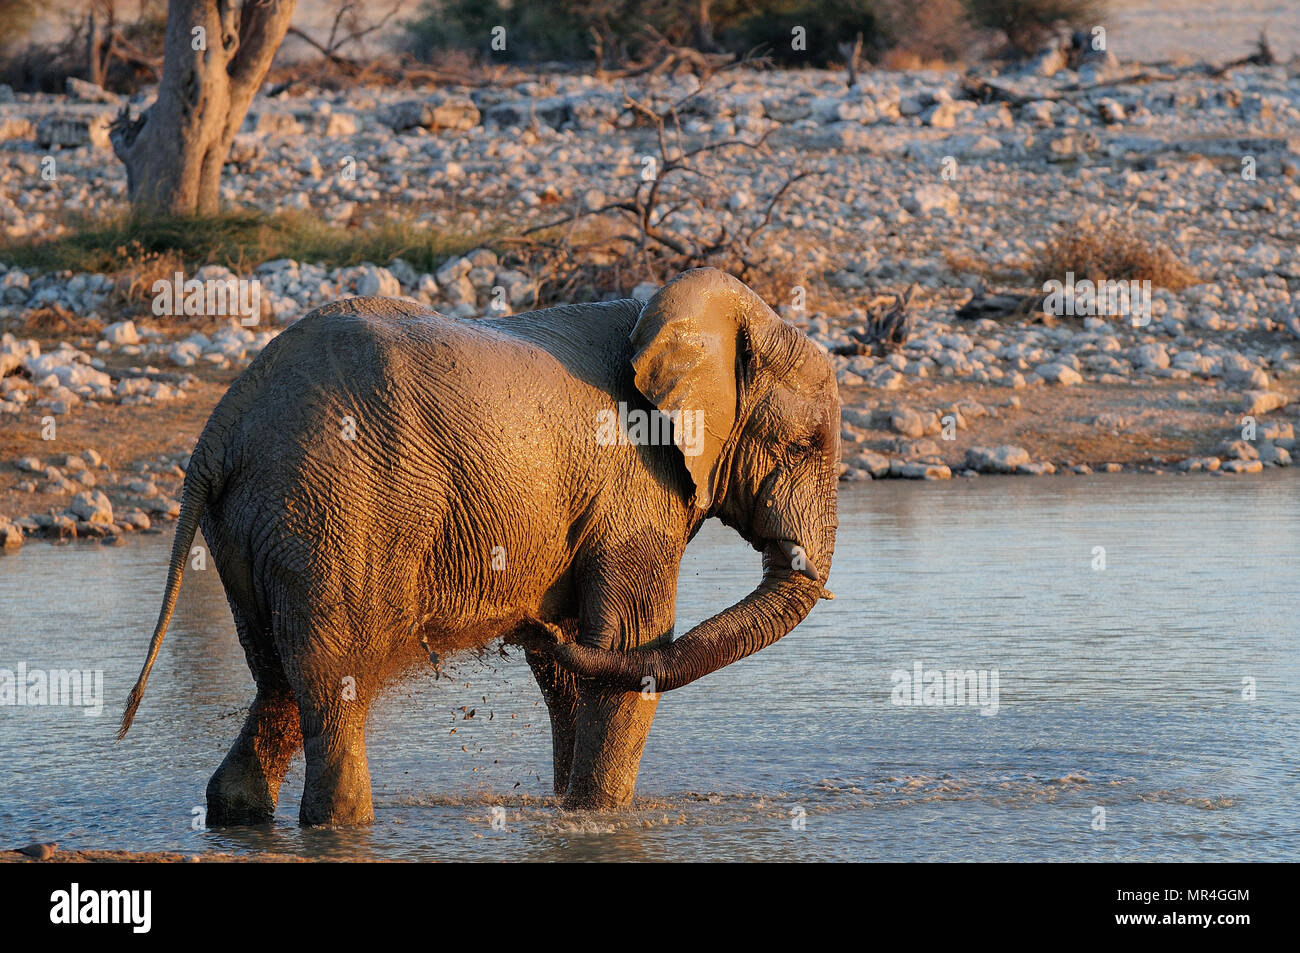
[2, 474, 1297, 861]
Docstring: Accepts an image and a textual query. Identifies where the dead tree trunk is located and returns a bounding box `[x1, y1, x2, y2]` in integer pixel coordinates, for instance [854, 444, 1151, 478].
[111, 0, 296, 216]
[87, 10, 106, 88]
[694, 0, 715, 52]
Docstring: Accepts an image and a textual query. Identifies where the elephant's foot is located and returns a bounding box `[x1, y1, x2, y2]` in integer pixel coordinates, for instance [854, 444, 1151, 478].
[299, 749, 374, 826]
[207, 771, 277, 826]
[563, 686, 659, 811]
[206, 689, 301, 826]
[299, 707, 374, 827]
[561, 775, 638, 811]
[299, 786, 374, 827]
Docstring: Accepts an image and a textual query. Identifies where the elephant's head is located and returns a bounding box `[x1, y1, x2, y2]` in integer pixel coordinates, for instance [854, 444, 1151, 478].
[552, 267, 840, 692]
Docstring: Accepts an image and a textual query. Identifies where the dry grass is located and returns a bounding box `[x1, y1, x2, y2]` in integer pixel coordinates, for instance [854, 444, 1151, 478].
[0, 210, 486, 278]
[1031, 220, 1199, 290]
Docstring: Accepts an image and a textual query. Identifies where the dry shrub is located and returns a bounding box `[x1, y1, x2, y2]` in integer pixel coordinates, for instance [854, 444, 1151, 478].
[1032, 221, 1198, 291]
[506, 70, 808, 309]
[108, 241, 186, 315]
[21, 305, 99, 337]
[965, 0, 1106, 56]
[876, 0, 970, 64]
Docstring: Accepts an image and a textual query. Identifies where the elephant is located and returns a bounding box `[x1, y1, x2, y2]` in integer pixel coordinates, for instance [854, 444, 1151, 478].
[117, 267, 840, 826]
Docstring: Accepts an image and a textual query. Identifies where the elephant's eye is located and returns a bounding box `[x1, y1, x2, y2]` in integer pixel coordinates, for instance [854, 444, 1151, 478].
[793, 427, 829, 460]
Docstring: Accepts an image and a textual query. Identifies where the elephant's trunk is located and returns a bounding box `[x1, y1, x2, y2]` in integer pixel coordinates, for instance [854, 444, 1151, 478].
[552, 540, 829, 693]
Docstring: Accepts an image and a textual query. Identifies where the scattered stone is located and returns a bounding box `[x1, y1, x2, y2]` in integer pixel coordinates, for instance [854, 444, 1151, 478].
[888, 407, 925, 439]
[853, 451, 892, 478]
[1130, 343, 1170, 370]
[385, 96, 480, 133]
[903, 184, 960, 218]
[1215, 439, 1259, 461]
[631, 282, 659, 303]
[1258, 443, 1292, 467]
[0, 519, 23, 549]
[1220, 458, 1264, 474]
[1016, 461, 1056, 475]
[1242, 390, 1288, 416]
[67, 490, 113, 524]
[1037, 362, 1084, 386]
[965, 445, 1031, 473]
[890, 460, 951, 480]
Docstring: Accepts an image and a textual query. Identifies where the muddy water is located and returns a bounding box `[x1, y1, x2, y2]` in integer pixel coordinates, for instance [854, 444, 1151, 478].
[2, 473, 1297, 861]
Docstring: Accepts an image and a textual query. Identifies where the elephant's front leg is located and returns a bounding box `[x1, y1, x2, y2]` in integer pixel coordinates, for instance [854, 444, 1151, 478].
[564, 682, 660, 810]
[559, 577, 674, 811]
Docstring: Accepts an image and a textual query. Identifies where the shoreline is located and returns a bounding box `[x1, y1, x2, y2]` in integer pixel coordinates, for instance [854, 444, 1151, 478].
[2, 318, 1297, 553]
[2, 847, 311, 863]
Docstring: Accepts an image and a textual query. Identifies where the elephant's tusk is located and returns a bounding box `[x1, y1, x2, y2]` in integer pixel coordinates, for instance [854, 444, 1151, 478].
[819, 588, 835, 600]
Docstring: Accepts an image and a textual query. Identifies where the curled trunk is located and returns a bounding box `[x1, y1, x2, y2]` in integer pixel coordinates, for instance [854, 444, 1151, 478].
[553, 543, 825, 693]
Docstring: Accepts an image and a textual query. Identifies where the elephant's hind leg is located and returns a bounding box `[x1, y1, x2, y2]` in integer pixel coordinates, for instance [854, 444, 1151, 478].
[269, 584, 376, 827]
[207, 606, 303, 825]
[295, 686, 374, 827]
[206, 682, 301, 825]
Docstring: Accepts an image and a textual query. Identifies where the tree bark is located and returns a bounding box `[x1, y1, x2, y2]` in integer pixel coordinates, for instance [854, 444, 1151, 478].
[111, 0, 296, 216]
[694, 0, 715, 52]
[87, 10, 106, 89]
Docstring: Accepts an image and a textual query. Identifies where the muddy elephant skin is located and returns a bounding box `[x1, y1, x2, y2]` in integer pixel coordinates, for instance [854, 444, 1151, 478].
[118, 267, 840, 826]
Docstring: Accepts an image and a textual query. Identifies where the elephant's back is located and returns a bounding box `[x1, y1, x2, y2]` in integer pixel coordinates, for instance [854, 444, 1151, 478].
[201, 296, 589, 622]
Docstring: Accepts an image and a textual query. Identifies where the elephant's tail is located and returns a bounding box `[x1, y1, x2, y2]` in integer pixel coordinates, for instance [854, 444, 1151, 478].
[116, 460, 211, 740]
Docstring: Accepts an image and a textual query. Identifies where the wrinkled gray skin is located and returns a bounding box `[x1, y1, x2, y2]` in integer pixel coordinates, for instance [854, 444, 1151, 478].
[118, 268, 840, 826]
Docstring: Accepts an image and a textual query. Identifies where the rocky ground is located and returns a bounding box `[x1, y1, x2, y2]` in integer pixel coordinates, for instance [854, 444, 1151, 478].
[2, 48, 1299, 551]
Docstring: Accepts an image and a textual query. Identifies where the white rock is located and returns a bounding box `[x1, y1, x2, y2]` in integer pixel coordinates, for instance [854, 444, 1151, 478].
[1130, 343, 1170, 370]
[102, 320, 140, 346]
[67, 490, 113, 524]
[903, 184, 960, 218]
[1037, 362, 1083, 386]
[1243, 390, 1288, 416]
[631, 282, 659, 304]
[436, 256, 472, 285]
[355, 266, 401, 298]
[966, 446, 1031, 473]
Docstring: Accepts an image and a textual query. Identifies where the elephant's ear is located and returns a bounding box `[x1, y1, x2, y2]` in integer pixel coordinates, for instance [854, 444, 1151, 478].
[630, 268, 770, 510]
